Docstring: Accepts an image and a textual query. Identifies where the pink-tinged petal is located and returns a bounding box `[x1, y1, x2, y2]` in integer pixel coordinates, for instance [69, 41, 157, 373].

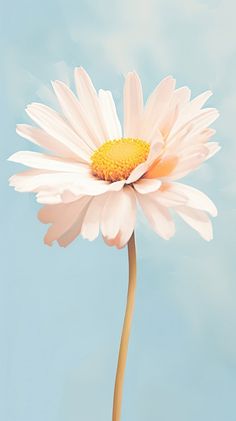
[168, 183, 217, 216]
[80, 193, 109, 241]
[38, 196, 91, 246]
[74, 67, 108, 143]
[43, 206, 82, 245]
[205, 142, 221, 160]
[140, 76, 176, 141]
[166, 161, 204, 181]
[103, 232, 121, 247]
[52, 80, 99, 150]
[125, 161, 149, 184]
[133, 178, 162, 194]
[144, 156, 178, 179]
[98, 89, 122, 139]
[16, 124, 75, 158]
[58, 201, 91, 247]
[26, 103, 91, 161]
[175, 206, 213, 241]
[8, 151, 90, 173]
[167, 146, 209, 180]
[38, 203, 62, 223]
[136, 192, 175, 240]
[126, 139, 163, 184]
[123, 71, 143, 138]
[101, 186, 136, 248]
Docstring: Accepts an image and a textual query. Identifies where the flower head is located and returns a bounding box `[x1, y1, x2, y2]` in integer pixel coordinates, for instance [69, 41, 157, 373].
[9, 68, 220, 248]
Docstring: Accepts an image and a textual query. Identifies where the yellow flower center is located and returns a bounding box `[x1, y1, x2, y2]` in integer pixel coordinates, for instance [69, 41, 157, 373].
[91, 138, 150, 182]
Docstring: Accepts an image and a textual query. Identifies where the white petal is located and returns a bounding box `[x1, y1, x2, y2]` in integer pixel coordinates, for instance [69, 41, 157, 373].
[140, 76, 176, 140]
[26, 103, 91, 161]
[168, 183, 217, 216]
[58, 180, 123, 203]
[177, 143, 209, 159]
[9, 171, 91, 192]
[171, 87, 191, 109]
[52, 80, 99, 149]
[205, 142, 221, 160]
[36, 191, 62, 204]
[144, 125, 164, 145]
[60, 190, 83, 203]
[157, 86, 191, 140]
[74, 67, 109, 143]
[9, 171, 125, 196]
[101, 193, 120, 239]
[136, 192, 175, 240]
[81, 193, 109, 241]
[158, 105, 179, 139]
[170, 90, 213, 134]
[62, 178, 125, 197]
[190, 90, 213, 112]
[101, 186, 136, 248]
[124, 71, 143, 138]
[175, 206, 213, 241]
[16, 124, 75, 158]
[186, 108, 219, 137]
[153, 185, 187, 207]
[172, 128, 216, 154]
[158, 87, 190, 140]
[167, 108, 219, 147]
[8, 151, 90, 173]
[98, 89, 122, 139]
[133, 178, 162, 194]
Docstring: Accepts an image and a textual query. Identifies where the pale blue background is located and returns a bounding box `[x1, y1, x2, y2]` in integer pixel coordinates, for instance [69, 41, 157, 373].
[1, 0, 236, 420]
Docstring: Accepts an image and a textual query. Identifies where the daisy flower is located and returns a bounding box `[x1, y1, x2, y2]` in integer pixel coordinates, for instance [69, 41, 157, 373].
[9, 68, 220, 248]
[9, 68, 220, 421]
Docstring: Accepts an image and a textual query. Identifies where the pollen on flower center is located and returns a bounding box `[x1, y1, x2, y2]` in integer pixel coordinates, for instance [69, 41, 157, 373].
[91, 138, 150, 182]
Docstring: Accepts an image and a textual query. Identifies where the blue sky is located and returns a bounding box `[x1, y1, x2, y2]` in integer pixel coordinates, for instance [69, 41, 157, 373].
[1, 0, 236, 420]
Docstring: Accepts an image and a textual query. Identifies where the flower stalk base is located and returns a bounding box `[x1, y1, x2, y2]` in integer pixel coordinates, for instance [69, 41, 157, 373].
[112, 232, 137, 421]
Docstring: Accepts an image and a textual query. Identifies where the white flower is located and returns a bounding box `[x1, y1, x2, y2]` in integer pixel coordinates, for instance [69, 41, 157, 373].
[9, 68, 220, 247]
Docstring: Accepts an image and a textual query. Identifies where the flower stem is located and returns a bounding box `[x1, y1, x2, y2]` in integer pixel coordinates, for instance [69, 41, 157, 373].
[112, 232, 137, 421]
